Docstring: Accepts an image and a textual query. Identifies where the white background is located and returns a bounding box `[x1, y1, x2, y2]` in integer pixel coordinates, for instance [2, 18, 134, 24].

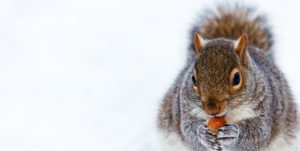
[0, 0, 299, 151]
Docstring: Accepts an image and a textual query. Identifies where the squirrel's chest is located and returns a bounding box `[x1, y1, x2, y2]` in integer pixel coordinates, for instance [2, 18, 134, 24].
[261, 132, 298, 151]
[159, 131, 298, 151]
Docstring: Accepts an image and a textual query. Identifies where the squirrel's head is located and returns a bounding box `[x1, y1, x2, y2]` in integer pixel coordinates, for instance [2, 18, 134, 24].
[192, 32, 249, 117]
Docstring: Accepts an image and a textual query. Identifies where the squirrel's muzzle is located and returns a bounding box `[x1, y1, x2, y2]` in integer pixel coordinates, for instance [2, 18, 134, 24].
[204, 101, 224, 116]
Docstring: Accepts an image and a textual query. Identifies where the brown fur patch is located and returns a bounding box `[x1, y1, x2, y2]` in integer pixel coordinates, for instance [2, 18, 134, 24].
[192, 7, 273, 54]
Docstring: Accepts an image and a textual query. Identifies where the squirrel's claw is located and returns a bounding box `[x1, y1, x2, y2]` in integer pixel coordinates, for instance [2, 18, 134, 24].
[217, 124, 239, 147]
[197, 124, 221, 151]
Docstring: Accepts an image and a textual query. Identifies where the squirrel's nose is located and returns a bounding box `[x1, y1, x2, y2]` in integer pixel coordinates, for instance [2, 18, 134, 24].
[205, 102, 221, 116]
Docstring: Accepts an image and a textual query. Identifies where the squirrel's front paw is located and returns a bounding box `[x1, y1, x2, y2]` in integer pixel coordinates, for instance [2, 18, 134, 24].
[216, 124, 239, 147]
[197, 124, 221, 151]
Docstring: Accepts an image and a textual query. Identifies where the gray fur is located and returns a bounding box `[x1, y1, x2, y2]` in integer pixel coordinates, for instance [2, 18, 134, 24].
[157, 6, 299, 151]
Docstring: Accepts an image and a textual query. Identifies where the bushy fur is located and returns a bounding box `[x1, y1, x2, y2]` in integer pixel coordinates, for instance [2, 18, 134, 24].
[158, 6, 299, 151]
[189, 6, 273, 61]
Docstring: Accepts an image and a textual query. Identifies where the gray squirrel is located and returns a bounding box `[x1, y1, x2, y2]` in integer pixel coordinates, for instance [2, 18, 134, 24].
[157, 6, 299, 151]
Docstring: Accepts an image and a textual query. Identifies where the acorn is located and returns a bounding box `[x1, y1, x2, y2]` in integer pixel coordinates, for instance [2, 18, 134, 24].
[207, 116, 227, 133]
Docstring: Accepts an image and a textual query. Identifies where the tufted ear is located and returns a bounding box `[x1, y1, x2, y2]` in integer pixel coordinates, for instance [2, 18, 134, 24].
[234, 33, 248, 64]
[194, 32, 205, 53]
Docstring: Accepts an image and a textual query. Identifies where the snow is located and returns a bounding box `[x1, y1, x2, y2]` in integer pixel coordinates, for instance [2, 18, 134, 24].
[0, 0, 299, 150]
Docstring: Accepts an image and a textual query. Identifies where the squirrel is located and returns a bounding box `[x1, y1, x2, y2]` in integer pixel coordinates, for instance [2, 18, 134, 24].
[157, 6, 299, 151]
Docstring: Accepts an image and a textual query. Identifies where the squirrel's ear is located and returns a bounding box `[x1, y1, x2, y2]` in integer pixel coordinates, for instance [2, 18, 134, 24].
[234, 33, 248, 63]
[194, 32, 205, 53]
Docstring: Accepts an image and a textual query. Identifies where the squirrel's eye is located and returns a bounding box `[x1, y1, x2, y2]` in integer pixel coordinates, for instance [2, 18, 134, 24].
[192, 75, 200, 96]
[229, 68, 242, 92]
[192, 76, 197, 85]
[232, 72, 240, 86]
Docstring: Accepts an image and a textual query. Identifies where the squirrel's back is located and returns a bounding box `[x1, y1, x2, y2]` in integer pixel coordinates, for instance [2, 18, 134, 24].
[190, 6, 273, 58]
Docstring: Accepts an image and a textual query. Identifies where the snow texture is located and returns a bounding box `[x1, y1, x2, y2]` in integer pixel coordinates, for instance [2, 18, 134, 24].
[0, 0, 299, 151]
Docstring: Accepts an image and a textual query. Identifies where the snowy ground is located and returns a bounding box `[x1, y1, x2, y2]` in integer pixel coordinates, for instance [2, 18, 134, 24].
[0, 0, 300, 151]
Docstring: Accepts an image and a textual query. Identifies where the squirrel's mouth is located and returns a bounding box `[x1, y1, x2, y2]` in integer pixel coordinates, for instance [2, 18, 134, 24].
[190, 106, 228, 119]
[215, 111, 227, 117]
[205, 110, 227, 118]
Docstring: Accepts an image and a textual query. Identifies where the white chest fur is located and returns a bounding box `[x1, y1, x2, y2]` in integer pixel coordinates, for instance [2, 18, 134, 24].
[261, 132, 298, 151]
